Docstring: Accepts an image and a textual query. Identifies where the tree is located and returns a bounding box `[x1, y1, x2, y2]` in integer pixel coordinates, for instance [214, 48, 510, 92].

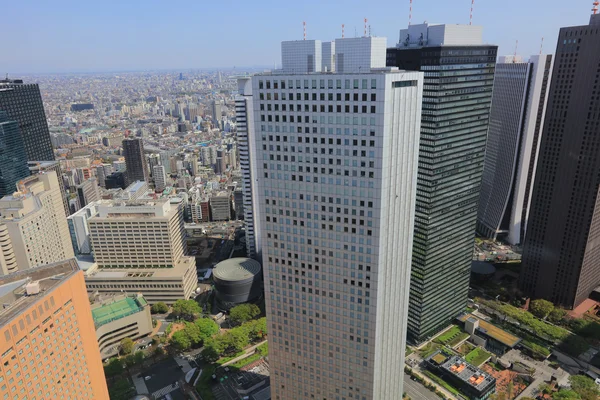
[151, 302, 169, 314]
[560, 335, 589, 357]
[152, 346, 165, 360]
[170, 330, 192, 351]
[569, 375, 600, 400]
[529, 299, 554, 319]
[120, 337, 134, 355]
[133, 350, 145, 366]
[194, 318, 219, 342]
[553, 389, 582, 400]
[108, 378, 135, 400]
[548, 308, 568, 323]
[124, 354, 136, 370]
[222, 328, 249, 354]
[201, 342, 221, 363]
[245, 318, 267, 342]
[229, 303, 261, 325]
[104, 357, 124, 378]
[171, 299, 202, 321]
[183, 322, 203, 347]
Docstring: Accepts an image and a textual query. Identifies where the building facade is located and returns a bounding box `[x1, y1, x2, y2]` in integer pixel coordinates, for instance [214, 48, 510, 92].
[122, 138, 149, 183]
[28, 161, 70, 217]
[0, 171, 74, 273]
[76, 178, 101, 208]
[477, 55, 553, 244]
[153, 165, 167, 191]
[0, 79, 55, 161]
[209, 192, 231, 221]
[91, 294, 153, 359]
[241, 37, 423, 400]
[519, 14, 600, 308]
[0, 111, 30, 198]
[0, 259, 109, 399]
[387, 23, 498, 343]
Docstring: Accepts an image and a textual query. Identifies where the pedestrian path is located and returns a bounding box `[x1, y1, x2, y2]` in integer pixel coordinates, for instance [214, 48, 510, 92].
[152, 382, 179, 398]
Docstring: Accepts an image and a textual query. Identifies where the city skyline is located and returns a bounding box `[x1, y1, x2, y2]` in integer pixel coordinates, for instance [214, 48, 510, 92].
[2, 0, 592, 74]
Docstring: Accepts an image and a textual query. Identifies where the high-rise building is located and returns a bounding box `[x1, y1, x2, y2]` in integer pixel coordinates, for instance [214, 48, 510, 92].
[76, 178, 101, 208]
[211, 100, 223, 121]
[519, 13, 600, 308]
[238, 36, 423, 400]
[209, 192, 231, 221]
[29, 161, 70, 217]
[84, 198, 198, 303]
[153, 164, 167, 191]
[0, 171, 74, 274]
[0, 259, 109, 399]
[0, 111, 29, 197]
[387, 23, 498, 343]
[0, 79, 55, 161]
[478, 54, 553, 245]
[122, 138, 149, 183]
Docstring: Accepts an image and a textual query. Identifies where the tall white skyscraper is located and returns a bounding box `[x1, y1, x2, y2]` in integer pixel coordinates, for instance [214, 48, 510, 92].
[237, 37, 423, 400]
[478, 54, 553, 244]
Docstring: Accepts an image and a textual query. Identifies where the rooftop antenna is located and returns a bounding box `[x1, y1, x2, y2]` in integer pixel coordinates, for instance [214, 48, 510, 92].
[303, 21, 306, 40]
[368, 25, 372, 37]
[409, 0, 413, 26]
[514, 40, 519, 62]
[342, 24, 345, 38]
[540, 37, 544, 55]
[594, 1, 599, 14]
[470, 0, 475, 25]
[364, 18, 368, 37]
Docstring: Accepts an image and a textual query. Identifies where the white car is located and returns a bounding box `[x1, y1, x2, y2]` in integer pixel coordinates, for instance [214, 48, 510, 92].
[144, 376, 151, 381]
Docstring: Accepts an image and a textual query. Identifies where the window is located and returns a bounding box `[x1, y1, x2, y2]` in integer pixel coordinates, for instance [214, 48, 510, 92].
[371, 79, 377, 89]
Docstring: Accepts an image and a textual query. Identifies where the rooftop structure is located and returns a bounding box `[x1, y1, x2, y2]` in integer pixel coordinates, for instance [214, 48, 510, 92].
[398, 22, 484, 47]
[458, 313, 521, 352]
[426, 351, 496, 399]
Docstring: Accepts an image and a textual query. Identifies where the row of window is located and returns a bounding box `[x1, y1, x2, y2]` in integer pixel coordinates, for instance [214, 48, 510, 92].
[259, 78, 378, 90]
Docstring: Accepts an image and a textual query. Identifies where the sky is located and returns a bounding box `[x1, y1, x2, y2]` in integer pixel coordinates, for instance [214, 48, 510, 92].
[1, 0, 596, 74]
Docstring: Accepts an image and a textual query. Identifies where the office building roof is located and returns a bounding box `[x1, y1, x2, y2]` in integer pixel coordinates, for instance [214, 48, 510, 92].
[428, 351, 495, 390]
[91, 295, 148, 327]
[458, 313, 521, 347]
[0, 259, 79, 326]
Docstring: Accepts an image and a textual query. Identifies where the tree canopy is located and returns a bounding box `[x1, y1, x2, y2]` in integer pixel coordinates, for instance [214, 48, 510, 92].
[120, 337, 134, 355]
[171, 299, 202, 321]
[529, 299, 554, 319]
[229, 303, 261, 325]
[108, 378, 135, 400]
[569, 375, 600, 400]
[151, 302, 169, 314]
[104, 358, 124, 378]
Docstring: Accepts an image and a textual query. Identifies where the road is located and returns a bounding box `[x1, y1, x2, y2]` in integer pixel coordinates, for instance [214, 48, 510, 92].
[403, 374, 435, 400]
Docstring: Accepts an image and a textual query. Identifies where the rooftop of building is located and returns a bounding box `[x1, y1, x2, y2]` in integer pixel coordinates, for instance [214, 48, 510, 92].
[90, 197, 174, 219]
[91, 294, 148, 327]
[0, 259, 80, 326]
[213, 257, 261, 282]
[85, 256, 195, 280]
[457, 313, 521, 347]
[428, 351, 495, 390]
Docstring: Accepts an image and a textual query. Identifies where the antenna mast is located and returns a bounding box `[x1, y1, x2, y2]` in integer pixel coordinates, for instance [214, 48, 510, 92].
[364, 18, 368, 37]
[470, 0, 475, 25]
[594, 1, 599, 14]
[409, 0, 413, 26]
[540, 37, 544, 55]
[303, 21, 306, 40]
[342, 24, 345, 38]
[514, 40, 518, 62]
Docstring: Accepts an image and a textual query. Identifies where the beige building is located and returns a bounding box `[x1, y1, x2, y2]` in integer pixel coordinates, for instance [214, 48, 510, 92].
[91, 294, 153, 359]
[84, 198, 198, 303]
[0, 171, 74, 275]
[0, 259, 109, 399]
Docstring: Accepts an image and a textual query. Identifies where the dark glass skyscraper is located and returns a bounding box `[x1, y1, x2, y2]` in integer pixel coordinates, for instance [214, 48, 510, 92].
[0, 111, 31, 197]
[387, 23, 497, 343]
[0, 79, 55, 161]
[122, 138, 149, 184]
[519, 14, 600, 309]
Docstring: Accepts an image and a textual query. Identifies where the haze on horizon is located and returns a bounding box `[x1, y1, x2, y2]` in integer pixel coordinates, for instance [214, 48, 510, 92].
[2, 0, 592, 74]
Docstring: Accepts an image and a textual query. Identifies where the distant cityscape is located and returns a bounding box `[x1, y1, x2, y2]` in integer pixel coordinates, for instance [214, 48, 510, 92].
[0, 4, 599, 400]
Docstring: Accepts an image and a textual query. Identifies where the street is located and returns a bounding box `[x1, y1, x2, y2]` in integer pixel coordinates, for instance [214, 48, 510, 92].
[404, 374, 436, 400]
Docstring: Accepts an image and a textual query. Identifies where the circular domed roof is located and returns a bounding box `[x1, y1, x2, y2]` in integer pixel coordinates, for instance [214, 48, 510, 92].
[213, 258, 261, 282]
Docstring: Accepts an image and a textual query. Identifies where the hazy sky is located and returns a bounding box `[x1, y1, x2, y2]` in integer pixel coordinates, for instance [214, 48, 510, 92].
[2, 0, 595, 74]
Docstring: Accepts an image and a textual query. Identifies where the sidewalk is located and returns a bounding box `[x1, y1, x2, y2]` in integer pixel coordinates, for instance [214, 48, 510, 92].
[221, 340, 268, 367]
[150, 318, 162, 336]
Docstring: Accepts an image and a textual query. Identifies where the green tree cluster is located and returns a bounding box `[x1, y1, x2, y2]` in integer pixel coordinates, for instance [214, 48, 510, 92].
[229, 303, 261, 325]
[108, 377, 135, 400]
[104, 358, 124, 378]
[171, 299, 202, 321]
[201, 317, 267, 362]
[529, 299, 554, 319]
[151, 302, 169, 314]
[169, 318, 220, 351]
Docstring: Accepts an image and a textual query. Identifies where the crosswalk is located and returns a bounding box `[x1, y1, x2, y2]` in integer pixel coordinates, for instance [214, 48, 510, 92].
[152, 382, 179, 399]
